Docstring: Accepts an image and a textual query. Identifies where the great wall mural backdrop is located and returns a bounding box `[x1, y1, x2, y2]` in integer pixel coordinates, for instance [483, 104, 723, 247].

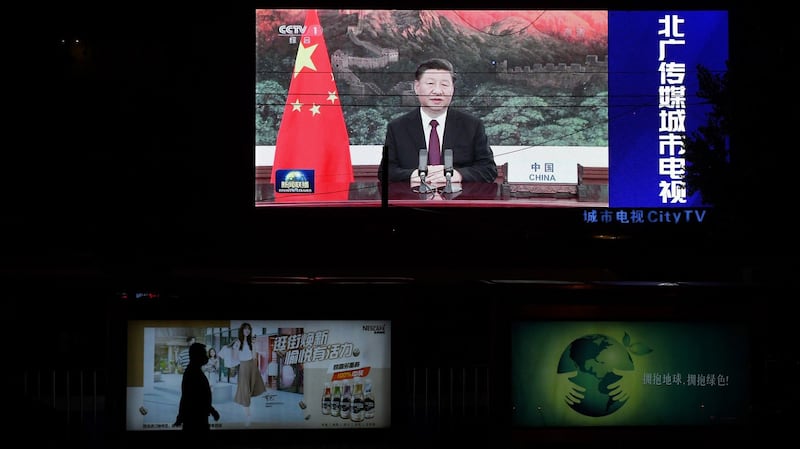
[256, 10, 609, 147]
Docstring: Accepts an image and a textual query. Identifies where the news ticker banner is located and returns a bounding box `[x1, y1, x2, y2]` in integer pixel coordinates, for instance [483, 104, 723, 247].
[609, 10, 728, 208]
[127, 319, 390, 430]
[511, 321, 750, 427]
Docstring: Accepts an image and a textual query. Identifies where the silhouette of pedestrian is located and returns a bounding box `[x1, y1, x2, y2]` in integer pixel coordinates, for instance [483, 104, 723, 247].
[174, 342, 220, 441]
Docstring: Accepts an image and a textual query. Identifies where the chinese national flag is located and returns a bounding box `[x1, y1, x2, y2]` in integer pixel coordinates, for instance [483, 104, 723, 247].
[271, 9, 353, 202]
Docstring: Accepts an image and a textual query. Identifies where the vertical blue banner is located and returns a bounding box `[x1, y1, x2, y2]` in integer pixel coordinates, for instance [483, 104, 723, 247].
[609, 11, 728, 208]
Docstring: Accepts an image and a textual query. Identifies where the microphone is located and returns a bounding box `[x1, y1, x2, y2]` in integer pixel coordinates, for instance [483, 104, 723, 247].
[418, 148, 432, 193]
[443, 149, 461, 194]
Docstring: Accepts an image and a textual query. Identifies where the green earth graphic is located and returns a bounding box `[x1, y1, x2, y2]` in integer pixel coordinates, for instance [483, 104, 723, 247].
[557, 334, 635, 417]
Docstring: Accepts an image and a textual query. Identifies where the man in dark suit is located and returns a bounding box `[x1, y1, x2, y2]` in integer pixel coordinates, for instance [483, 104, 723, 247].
[379, 58, 497, 184]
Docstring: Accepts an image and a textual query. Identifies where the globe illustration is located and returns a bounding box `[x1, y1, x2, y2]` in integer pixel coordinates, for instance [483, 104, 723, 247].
[285, 171, 308, 182]
[557, 334, 634, 417]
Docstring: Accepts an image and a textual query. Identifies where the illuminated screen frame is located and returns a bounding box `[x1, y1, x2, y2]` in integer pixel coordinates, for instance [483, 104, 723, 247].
[254, 9, 727, 210]
[126, 319, 391, 431]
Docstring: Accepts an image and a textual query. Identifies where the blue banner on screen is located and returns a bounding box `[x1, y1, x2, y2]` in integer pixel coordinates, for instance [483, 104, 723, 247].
[609, 11, 729, 208]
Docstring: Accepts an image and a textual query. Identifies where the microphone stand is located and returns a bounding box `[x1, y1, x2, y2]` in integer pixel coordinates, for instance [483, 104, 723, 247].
[443, 149, 461, 194]
[443, 171, 456, 194]
[417, 148, 433, 194]
[418, 172, 433, 194]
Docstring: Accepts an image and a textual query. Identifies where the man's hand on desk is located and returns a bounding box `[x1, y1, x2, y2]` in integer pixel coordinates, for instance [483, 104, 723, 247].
[411, 165, 462, 185]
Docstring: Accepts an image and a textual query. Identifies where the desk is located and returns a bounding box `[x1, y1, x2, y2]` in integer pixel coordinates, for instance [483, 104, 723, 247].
[255, 182, 607, 208]
[354, 181, 500, 201]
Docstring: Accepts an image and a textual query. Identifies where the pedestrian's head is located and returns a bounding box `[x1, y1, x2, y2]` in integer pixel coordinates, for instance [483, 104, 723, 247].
[189, 342, 209, 366]
[414, 58, 456, 115]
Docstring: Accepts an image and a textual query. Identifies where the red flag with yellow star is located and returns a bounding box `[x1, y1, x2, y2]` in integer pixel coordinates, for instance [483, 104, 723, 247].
[271, 9, 353, 202]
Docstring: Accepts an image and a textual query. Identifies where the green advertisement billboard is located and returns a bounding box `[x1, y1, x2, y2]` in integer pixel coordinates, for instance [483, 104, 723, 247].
[511, 321, 751, 427]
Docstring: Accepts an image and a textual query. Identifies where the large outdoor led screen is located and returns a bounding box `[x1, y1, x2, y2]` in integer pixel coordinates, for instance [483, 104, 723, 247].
[126, 319, 391, 430]
[255, 9, 727, 209]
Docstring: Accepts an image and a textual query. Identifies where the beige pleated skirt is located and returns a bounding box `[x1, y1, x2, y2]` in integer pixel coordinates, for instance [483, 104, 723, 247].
[234, 359, 267, 407]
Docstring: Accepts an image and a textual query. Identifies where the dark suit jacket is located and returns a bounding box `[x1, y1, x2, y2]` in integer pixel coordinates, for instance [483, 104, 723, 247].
[379, 108, 497, 183]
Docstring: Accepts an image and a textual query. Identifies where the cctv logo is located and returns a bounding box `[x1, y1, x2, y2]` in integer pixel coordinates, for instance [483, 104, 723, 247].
[278, 25, 306, 36]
